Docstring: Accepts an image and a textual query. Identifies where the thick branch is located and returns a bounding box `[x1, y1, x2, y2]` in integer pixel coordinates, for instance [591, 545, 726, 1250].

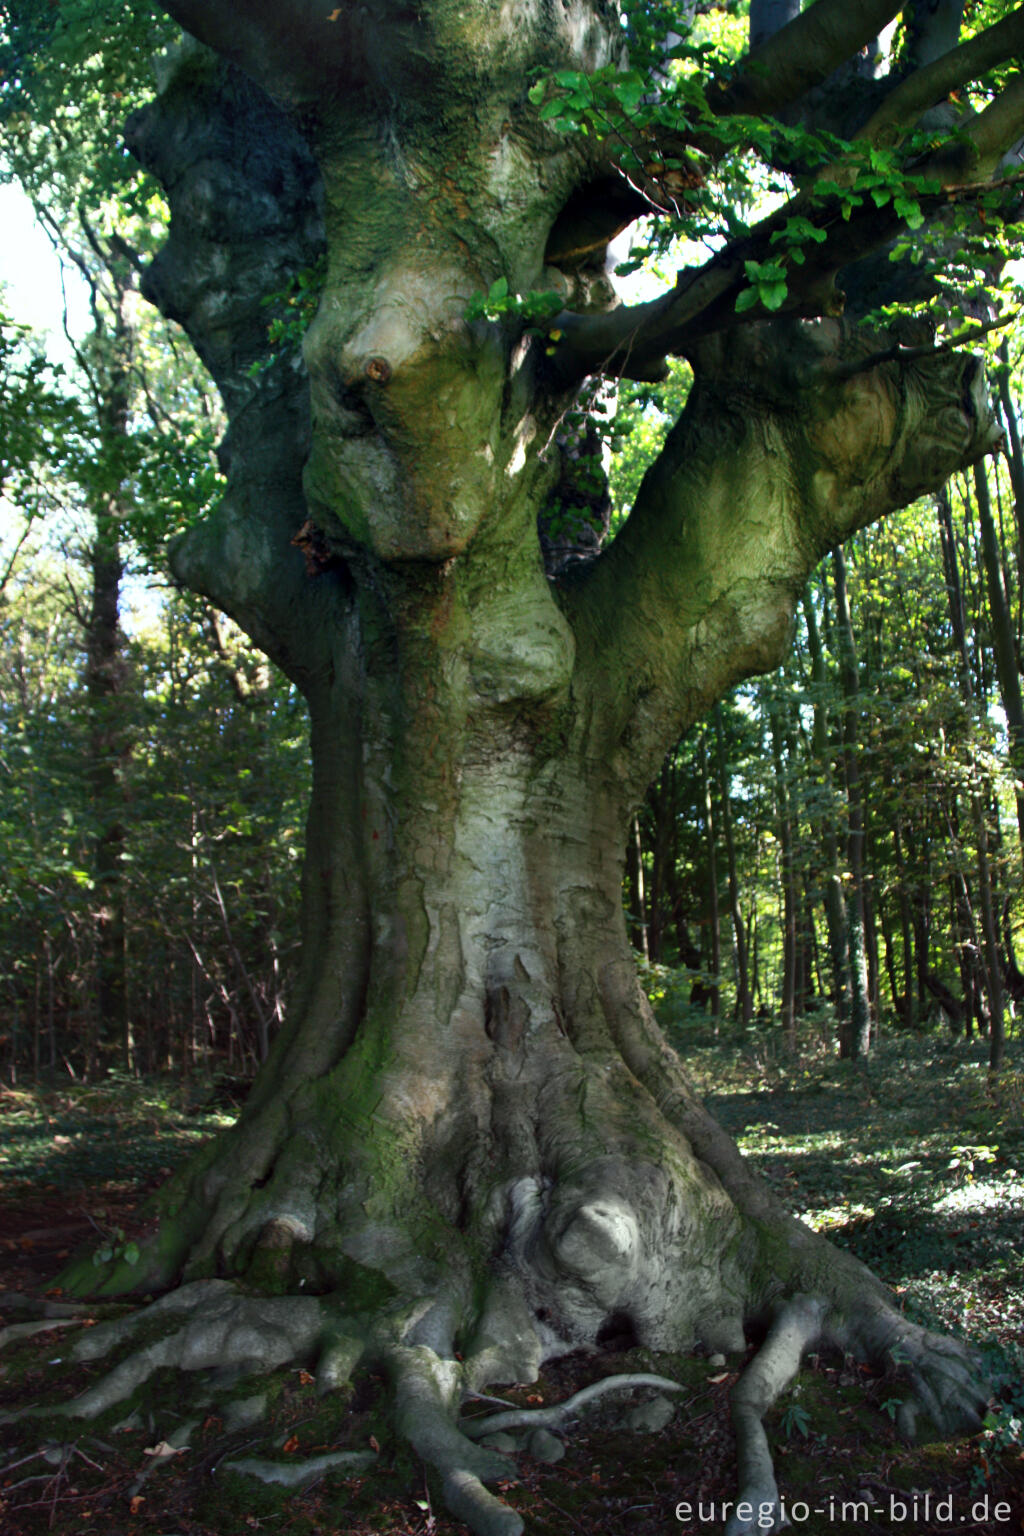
[923, 69, 1024, 182]
[858, 9, 1024, 150]
[547, 185, 885, 383]
[551, 135, 1024, 385]
[709, 0, 903, 120]
[158, 0, 380, 105]
[562, 319, 1002, 794]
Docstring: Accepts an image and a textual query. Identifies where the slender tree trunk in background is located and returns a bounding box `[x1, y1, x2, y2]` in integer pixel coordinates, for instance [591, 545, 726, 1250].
[770, 699, 797, 1045]
[971, 464, 1024, 855]
[879, 904, 899, 1019]
[832, 548, 872, 1059]
[891, 821, 917, 1028]
[974, 790, 1007, 1072]
[937, 486, 1007, 1065]
[626, 815, 649, 961]
[85, 305, 132, 1074]
[802, 587, 851, 1038]
[996, 344, 1024, 596]
[714, 703, 752, 1028]
[699, 725, 722, 1022]
[912, 862, 932, 1020]
[865, 849, 882, 1029]
[646, 768, 672, 964]
[946, 816, 978, 1040]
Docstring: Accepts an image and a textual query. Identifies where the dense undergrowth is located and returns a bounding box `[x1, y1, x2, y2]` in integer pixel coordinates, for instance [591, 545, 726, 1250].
[1, 1020, 1022, 1535]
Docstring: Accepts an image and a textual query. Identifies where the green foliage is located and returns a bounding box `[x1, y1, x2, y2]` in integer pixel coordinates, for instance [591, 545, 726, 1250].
[92, 1226, 140, 1267]
[736, 257, 787, 313]
[464, 278, 565, 326]
[0, 0, 177, 211]
[519, 0, 1023, 326]
[779, 1399, 811, 1440]
[948, 1143, 999, 1181]
[247, 255, 328, 376]
[607, 359, 692, 527]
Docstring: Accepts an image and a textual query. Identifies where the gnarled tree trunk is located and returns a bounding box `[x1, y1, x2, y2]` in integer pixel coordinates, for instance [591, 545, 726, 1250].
[34, 4, 1024, 1532]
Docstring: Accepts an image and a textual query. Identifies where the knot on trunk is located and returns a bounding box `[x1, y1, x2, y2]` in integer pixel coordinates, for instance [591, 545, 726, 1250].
[548, 1197, 640, 1296]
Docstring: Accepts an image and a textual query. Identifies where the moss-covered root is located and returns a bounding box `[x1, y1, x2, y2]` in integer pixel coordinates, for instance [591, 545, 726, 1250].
[832, 1300, 989, 1439]
[726, 1294, 827, 1536]
[7, 1282, 334, 1424]
[389, 1343, 525, 1536]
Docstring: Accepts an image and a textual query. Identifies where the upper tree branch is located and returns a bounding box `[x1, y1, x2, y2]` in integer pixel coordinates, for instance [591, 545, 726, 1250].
[707, 0, 903, 120]
[550, 59, 1024, 388]
[924, 70, 1024, 182]
[158, 0, 410, 106]
[858, 9, 1024, 150]
[562, 321, 1002, 794]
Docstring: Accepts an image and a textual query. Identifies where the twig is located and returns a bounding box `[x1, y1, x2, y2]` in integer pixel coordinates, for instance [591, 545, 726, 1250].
[829, 308, 1021, 382]
[536, 1491, 589, 1533]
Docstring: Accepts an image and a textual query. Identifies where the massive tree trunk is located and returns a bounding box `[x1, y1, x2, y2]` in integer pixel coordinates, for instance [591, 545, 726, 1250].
[29, 4, 1024, 1533]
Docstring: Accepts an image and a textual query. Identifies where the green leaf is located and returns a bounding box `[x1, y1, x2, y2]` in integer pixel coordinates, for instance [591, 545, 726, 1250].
[538, 98, 565, 122]
[745, 259, 785, 284]
[612, 73, 645, 115]
[735, 286, 760, 314]
[895, 197, 924, 230]
[488, 277, 509, 302]
[759, 281, 787, 311]
[527, 81, 545, 106]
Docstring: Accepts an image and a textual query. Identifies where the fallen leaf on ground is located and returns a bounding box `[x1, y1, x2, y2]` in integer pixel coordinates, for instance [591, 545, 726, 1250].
[143, 1441, 186, 1459]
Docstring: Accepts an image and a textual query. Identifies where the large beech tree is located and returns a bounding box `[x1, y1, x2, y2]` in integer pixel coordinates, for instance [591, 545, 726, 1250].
[17, 2, 1024, 1532]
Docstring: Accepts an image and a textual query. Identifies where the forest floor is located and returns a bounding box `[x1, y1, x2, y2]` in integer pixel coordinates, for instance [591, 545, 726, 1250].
[1, 1028, 1022, 1536]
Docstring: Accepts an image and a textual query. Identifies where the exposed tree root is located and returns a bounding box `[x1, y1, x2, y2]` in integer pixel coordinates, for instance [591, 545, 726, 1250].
[726, 1295, 827, 1536]
[0, 1316, 90, 1350]
[460, 1371, 684, 1439]
[0, 1292, 95, 1352]
[721, 1289, 991, 1536]
[831, 1299, 989, 1437]
[1, 1242, 993, 1536]
[224, 1449, 377, 1488]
